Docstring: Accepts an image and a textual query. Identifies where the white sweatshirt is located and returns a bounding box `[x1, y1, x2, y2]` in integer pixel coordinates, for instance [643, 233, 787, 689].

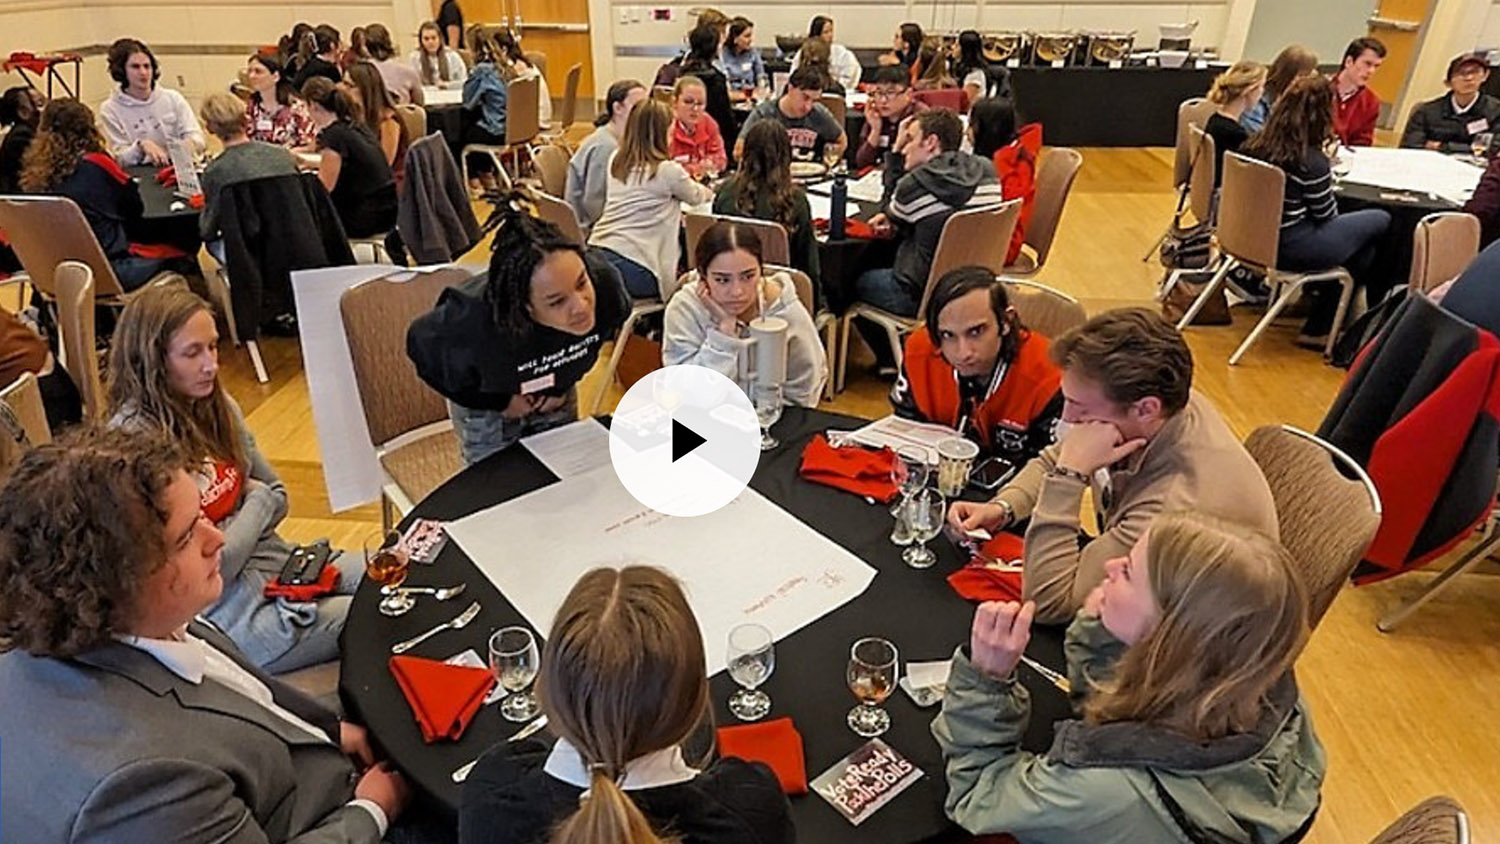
[408, 48, 468, 89]
[98, 87, 206, 166]
[588, 156, 712, 293]
[662, 272, 828, 407]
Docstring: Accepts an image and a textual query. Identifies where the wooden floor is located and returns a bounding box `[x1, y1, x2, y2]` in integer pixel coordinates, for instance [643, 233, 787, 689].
[216, 147, 1499, 843]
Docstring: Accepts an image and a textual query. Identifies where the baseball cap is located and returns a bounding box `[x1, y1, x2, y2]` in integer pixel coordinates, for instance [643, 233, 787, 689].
[1447, 52, 1489, 79]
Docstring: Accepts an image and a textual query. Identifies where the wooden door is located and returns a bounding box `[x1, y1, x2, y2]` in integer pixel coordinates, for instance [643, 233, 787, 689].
[459, 0, 595, 99]
[1365, 0, 1436, 107]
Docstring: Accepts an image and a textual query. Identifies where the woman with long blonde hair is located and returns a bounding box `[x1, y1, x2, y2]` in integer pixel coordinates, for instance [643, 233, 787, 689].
[933, 511, 1325, 843]
[1203, 60, 1266, 183]
[457, 566, 792, 844]
[106, 285, 360, 672]
[588, 98, 713, 298]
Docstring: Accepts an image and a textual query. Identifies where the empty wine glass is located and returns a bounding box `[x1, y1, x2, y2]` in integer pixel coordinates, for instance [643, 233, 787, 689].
[893, 445, 929, 501]
[1475, 132, 1494, 161]
[364, 530, 413, 617]
[754, 383, 783, 450]
[902, 490, 946, 569]
[847, 637, 899, 737]
[726, 623, 775, 720]
[490, 627, 541, 722]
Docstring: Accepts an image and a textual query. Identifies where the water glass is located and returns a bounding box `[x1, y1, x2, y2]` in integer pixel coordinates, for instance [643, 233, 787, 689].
[726, 623, 775, 720]
[490, 627, 541, 722]
[754, 384, 783, 450]
[364, 530, 413, 617]
[1474, 132, 1494, 160]
[893, 445, 930, 501]
[846, 637, 899, 737]
[902, 490, 946, 569]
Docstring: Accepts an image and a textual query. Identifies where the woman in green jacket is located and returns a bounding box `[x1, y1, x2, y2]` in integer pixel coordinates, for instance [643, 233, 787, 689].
[713, 119, 822, 305]
[933, 511, 1325, 844]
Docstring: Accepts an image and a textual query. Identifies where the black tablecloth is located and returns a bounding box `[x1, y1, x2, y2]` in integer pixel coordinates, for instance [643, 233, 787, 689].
[1336, 181, 1456, 300]
[339, 407, 1073, 842]
[426, 104, 467, 167]
[127, 164, 202, 254]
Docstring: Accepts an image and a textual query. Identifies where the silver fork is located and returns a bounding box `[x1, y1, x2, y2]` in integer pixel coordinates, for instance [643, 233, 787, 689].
[390, 602, 481, 654]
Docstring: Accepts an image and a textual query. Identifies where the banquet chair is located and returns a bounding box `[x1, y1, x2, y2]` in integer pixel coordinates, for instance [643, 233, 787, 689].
[589, 297, 666, 416]
[1000, 278, 1087, 341]
[1176, 152, 1355, 364]
[529, 144, 570, 197]
[340, 268, 467, 532]
[461, 75, 540, 187]
[532, 191, 585, 245]
[1144, 96, 1217, 260]
[819, 92, 847, 127]
[394, 103, 428, 142]
[837, 199, 1021, 391]
[54, 261, 103, 421]
[1367, 796, 1469, 844]
[767, 263, 837, 401]
[1158, 128, 1223, 303]
[1000, 146, 1083, 279]
[523, 50, 547, 80]
[1409, 212, 1480, 294]
[1244, 425, 1381, 628]
[538, 64, 583, 146]
[0, 372, 50, 478]
[683, 213, 791, 267]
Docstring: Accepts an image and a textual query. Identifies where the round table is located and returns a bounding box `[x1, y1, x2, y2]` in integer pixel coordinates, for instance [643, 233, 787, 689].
[1334, 181, 1456, 302]
[128, 164, 202, 255]
[339, 406, 1073, 842]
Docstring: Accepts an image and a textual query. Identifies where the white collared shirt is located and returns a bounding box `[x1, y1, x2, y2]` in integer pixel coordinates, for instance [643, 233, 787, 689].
[544, 736, 701, 791]
[120, 625, 388, 835]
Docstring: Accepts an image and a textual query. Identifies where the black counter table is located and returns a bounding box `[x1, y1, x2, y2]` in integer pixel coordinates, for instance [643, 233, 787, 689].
[339, 406, 1074, 842]
[127, 163, 202, 254]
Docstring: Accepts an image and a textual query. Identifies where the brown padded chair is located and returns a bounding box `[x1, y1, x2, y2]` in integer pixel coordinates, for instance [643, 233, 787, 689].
[1157, 128, 1220, 302]
[54, 261, 103, 421]
[1177, 152, 1355, 364]
[532, 191, 585, 245]
[1001, 146, 1083, 279]
[539, 63, 584, 146]
[838, 199, 1021, 391]
[1367, 797, 1469, 844]
[530, 144, 570, 197]
[683, 213, 792, 269]
[461, 75, 540, 187]
[1001, 278, 1087, 341]
[0, 371, 51, 478]
[339, 267, 467, 532]
[1244, 424, 1382, 627]
[394, 103, 428, 142]
[1409, 212, 1480, 294]
[766, 263, 837, 401]
[1145, 97, 1217, 261]
[819, 92, 847, 128]
[0, 195, 182, 305]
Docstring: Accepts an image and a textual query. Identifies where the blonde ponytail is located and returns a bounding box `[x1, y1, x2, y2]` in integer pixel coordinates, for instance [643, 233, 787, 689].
[1208, 60, 1267, 106]
[551, 770, 672, 844]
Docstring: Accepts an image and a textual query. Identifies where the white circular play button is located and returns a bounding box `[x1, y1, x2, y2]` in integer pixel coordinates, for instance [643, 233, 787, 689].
[609, 365, 762, 517]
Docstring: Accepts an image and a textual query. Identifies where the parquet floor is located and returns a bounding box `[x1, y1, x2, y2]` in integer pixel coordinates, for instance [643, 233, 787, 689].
[196, 147, 1500, 843]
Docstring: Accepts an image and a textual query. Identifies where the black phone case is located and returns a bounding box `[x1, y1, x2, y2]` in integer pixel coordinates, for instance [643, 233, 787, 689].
[278, 542, 332, 586]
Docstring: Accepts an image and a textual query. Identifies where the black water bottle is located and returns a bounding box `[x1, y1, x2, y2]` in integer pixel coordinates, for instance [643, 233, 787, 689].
[830, 167, 848, 241]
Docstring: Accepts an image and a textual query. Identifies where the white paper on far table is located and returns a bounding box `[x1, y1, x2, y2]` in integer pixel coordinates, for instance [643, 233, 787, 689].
[1336, 146, 1483, 206]
[445, 465, 877, 676]
[806, 192, 860, 221]
[521, 418, 611, 479]
[847, 415, 958, 464]
[423, 86, 463, 106]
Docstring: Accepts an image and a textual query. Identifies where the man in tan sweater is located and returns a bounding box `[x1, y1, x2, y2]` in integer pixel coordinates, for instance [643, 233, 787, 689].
[949, 309, 1278, 624]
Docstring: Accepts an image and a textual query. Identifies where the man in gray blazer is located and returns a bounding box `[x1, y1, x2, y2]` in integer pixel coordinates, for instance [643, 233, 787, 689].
[0, 430, 410, 843]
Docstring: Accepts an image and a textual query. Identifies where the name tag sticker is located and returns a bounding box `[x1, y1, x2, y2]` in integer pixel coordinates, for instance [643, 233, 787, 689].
[520, 373, 556, 394]
[1109, 59, 1123, 69]
[1468, 118, 1490, 135]
[256, 119, 274, 133]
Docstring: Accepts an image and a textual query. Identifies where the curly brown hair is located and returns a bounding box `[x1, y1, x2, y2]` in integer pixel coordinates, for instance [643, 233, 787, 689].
[18, 99, 106, 193]
[0, 427, 192, 657]
[1241, 74, 1336, 170]
[728, 120, 801, 230]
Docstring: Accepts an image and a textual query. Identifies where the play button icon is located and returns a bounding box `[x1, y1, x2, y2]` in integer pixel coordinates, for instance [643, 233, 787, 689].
[609, 366, 762, 517]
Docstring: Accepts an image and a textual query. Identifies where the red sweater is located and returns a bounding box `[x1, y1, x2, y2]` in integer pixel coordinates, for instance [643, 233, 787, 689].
[1333, 84, 1380, 147]
[990, 123, 1042, 265]
[668, 115, 727, 178]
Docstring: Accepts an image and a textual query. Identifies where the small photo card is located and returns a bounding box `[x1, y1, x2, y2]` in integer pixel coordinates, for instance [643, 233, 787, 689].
[811, 738, 923, 825]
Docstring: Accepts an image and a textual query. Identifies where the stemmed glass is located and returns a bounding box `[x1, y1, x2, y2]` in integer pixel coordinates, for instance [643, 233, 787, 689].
[754, 383, 783, 451]
[846, 637, 899, 737]
[490, 627, 541, 722]
[902, 489, 946, 569]
[1474, 132, 1494, 161]
[890, 445, 930, 545]
[364, 530, 413, 617]
[726, 623, 775, 720]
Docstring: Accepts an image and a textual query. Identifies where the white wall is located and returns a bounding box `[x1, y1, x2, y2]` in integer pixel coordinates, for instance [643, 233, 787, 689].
[1239, 0, 1369, 63]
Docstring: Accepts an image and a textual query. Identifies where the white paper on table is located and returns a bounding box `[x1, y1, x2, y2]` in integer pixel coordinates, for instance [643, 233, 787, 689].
[445, 465, 877, 676]
[806, 192, 860, 221]
[847, 415, 959, 464]
[846, 169, 888, 204]
[845, 91, 869, 109]
[423, 86, 463, 106]
[520, 418, 611, 479]
[906, 659, 952, 690]
[1337, 147, 1483, 206]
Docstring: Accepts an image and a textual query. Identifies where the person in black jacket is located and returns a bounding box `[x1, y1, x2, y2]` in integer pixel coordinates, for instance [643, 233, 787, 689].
[459, 565, 794, 844]
[301, 76, 397, 240]
[1400, 53, 1500, 154]
[407, 194, 629, 465]
[680, 23, 736, 160]
[0, 86, 44, 274]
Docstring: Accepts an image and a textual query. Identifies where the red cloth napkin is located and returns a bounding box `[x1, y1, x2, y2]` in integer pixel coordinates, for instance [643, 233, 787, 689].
[263, 562, 340, 600]
[799, 434, 899, 503]
[812, 217, 880, 240]
[717, 717, 808, 794]
[388, 655, 497, 743]
[155, 165, 176, 186]
[188, 193, 205, 210]
[947, 533, 1027, 602]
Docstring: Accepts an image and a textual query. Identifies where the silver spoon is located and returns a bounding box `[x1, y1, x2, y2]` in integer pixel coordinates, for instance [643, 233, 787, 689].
[394, 583, 467, 601]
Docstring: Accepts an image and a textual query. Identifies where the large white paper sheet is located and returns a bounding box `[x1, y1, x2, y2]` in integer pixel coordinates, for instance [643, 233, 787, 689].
[445, 466, 878, 675]
[423, 86, 463, 106]
[1337, 147, 1483, 206]
[807, 192, 860, 222]
[520, 418, 611, 479]
[847, 415, 959, 464]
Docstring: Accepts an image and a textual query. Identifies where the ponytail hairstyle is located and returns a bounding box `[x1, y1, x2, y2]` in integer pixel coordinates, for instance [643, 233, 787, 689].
[1208, 60, 1267, 106]
[312, 24, 341, 58]
[610, 98, 671, 182]
[300, 75, 357, 124]
[482, 191, 587, 336]
[540, 566, 708, 844]
[596, 78, 645, 127]
[363, 23, 396, 61]
[925, 267, 1024, 363]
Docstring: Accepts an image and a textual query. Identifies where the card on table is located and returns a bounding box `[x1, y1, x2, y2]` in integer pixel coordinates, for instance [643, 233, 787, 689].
[811, 739, 923, 825]
[402, 519, 449, 564]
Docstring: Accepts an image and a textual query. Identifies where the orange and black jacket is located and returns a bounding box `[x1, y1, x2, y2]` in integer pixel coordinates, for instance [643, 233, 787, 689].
[891, 326, 1063, 465]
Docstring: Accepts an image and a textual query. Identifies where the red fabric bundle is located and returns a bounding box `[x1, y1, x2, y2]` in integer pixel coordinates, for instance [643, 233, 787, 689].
[388, 655, 497, 743]
[717, 717, 808, 794]
[947, 533, 1026, 602]
[798, 434, 899, 503]
[156, 165, 177, 186]
[262, 562, 340, 601]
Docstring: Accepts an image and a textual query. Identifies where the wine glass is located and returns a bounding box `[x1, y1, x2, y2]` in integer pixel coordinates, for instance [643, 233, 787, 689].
[902, 489, 946, 569]
[490, 627, 541, 722]
[1474, 132, 1494, 161]
[890, 445, 929, 545]
[754, 383, 783, 451]
[846, 637, 899, 737]
[364, 530, 413, 617]
[726, 623, 775, 720]
[822, 142, 842, 174]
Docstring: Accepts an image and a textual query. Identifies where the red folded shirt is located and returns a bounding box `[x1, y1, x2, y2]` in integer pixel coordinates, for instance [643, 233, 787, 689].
[947, 533, 1027, 602]
[717, 717, 808, 794]
[388, 655, 497, 743]
[263, 562, 340, 601]
[799, 434, 899, 503]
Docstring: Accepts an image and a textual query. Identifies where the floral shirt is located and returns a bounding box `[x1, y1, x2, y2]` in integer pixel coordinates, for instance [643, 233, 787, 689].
[246, 96, 315, 149]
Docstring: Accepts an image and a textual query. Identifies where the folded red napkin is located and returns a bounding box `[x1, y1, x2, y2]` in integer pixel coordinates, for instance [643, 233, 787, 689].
[717, 717, 808, 794]
[263, 562, 340, 601]
[388, 655, 497, 743]
[799, 434, 899, 503]
[127, 242, 191, 260]
[155, 165, 176, 186]
[812, 217, 880, 240]
[188, 193, 205, 210]
[947, 533, 1027, 602]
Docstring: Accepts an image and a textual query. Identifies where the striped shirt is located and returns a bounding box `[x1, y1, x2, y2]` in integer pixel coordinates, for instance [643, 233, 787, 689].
[1278, 150, 1339, 230]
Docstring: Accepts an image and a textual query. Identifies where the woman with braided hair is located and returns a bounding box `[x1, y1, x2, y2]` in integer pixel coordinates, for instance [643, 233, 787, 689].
[457, 565, 794, 844]
[406, 193, 630, 465]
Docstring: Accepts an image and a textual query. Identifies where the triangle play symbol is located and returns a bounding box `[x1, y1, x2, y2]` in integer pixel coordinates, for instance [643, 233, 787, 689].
[672, 418, 707, 462]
